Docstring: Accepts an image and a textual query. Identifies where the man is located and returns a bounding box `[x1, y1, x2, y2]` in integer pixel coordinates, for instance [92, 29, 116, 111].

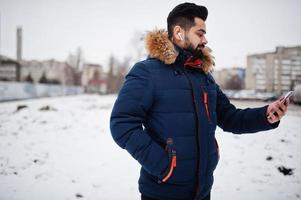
[110, 3, 289, 200]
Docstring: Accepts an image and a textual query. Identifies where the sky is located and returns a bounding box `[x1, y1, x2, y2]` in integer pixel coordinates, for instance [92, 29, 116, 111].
[0, 0, 301, 69]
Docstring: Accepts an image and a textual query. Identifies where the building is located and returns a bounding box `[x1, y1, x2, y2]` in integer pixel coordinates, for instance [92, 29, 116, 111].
[81, 63, 107, 93]
[0, 55, 21, 81]
[20, 59, 78, 85]
[246, 46, 301, 94]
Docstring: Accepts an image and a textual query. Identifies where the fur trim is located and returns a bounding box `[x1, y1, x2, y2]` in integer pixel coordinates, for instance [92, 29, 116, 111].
[145, 29, 215, 73]
[201, 47, 215, 73]
[145, 29, 177, 64]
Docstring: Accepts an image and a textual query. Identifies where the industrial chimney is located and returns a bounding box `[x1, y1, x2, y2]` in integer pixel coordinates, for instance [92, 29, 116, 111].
[16, 26, 22, 61]
[16, 26, 22, 81]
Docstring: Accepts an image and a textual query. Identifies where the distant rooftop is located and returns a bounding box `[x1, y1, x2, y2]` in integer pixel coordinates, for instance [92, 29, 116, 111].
[248, 45, 301, 57]
[0, 55, 19, 64]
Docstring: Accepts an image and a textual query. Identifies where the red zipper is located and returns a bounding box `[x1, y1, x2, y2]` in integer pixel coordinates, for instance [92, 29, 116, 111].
[203, 92, 211, 122]
[162, 151, 177, 182]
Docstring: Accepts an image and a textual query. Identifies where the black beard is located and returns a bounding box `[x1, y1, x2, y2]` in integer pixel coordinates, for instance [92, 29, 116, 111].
[185, 44, 205, 60]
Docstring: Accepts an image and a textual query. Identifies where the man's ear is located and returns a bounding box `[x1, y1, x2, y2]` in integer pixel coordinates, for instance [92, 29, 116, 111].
[173, 25, 184, 41]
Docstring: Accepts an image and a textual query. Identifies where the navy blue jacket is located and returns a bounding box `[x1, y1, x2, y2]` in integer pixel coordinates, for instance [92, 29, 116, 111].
[110, 31, 278, 200]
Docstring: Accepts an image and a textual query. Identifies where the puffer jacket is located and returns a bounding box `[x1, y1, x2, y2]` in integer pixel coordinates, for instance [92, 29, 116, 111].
[110, 30, 278, 200]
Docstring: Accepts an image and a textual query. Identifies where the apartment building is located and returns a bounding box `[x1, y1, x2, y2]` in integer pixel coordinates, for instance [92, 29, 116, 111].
[246, 46, 301, 94]
[0, 55, 21, 81]
[20, 59, 78, 85]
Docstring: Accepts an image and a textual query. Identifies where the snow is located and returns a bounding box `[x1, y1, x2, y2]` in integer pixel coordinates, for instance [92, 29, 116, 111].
[214, 104, 301, 200]
[0, 95, 300, 200]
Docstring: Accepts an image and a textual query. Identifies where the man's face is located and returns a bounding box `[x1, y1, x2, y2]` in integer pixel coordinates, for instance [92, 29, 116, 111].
[183, 17, 208, 56]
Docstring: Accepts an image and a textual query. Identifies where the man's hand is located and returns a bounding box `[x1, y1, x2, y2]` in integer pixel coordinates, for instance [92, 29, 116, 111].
[266, 97, 290, 124]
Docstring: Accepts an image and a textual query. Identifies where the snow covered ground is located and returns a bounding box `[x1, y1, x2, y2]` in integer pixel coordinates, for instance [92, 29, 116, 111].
[0, 94, 300, 200]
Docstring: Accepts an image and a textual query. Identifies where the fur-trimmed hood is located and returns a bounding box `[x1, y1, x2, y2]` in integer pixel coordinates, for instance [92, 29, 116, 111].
[145, 29, 215, 73]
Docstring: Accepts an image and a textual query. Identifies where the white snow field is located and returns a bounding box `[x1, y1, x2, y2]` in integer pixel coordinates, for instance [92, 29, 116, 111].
[0, 94, 300, 200]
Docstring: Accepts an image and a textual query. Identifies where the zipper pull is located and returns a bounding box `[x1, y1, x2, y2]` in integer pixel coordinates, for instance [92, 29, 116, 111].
[166, 138, 173, 145]
[203, 92, 211, 122]
[165, 138, 173, 151]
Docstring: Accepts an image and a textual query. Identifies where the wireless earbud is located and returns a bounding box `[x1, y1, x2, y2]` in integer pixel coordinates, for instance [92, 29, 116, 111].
[178, 33, 183, 41]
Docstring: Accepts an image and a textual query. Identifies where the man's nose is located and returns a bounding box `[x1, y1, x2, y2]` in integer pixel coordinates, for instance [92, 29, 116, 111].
[202, 36, 208, 45]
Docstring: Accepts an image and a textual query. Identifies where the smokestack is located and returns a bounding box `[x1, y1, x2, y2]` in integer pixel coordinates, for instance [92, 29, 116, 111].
[16, 26, 22, 61]
[16, 26, 22, 82]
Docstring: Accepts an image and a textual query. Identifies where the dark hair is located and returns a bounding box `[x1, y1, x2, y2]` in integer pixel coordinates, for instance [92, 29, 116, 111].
[167, 2, 208, 38]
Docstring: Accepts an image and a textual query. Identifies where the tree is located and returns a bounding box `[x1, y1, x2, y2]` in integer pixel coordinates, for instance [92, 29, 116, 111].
[106, 55, 118, 94]
[39, 72, 48, 84]
[225, 74, 244, 90]
[67, 47, 84, 71]
[25, 74, 34, 83]
[106, 55, 130, 94]
[66, 47, 84, 86]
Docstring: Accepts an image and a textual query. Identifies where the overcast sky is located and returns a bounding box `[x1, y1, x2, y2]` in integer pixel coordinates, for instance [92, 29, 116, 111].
[0, 0, 300, 69]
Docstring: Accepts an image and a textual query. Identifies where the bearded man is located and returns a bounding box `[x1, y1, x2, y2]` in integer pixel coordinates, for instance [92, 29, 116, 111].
[110, 3, 289, 200]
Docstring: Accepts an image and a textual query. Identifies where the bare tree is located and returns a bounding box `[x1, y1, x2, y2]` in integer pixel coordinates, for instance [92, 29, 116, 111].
[106, 55, 131, 94]
[66, 47, 84, 86]
[67, 47, 84, 71]
[106, 55, 118, 94]
[225, 74, 244, 90]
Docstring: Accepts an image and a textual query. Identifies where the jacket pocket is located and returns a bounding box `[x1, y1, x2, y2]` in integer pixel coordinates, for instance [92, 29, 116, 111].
[158, 138, 177, 183]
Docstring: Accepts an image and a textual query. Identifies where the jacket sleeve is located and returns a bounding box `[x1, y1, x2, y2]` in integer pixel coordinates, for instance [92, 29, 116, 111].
[110, 62, 168, 177]
[216, 85, 279, 134]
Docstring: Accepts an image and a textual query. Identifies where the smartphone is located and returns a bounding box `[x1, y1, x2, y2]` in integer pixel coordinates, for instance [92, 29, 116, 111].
[267, 91, 294, 119]
[280, 91, 294, 104]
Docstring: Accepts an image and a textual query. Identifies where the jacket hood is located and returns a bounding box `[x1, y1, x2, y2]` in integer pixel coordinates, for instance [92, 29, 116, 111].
[145, 29, 215, 73]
